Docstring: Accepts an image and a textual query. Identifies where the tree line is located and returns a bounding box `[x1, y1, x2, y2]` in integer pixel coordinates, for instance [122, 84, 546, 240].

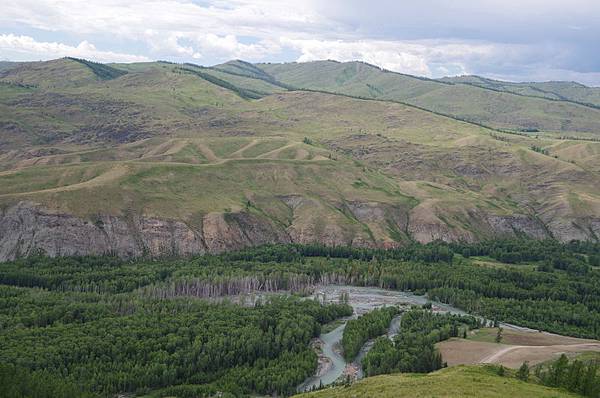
[0, 285, 351, 396]
[2, 238, 600, 395]
[341, 307, 399, 361]
[362, 309, 481, 376]
[535, 354, 600, 397]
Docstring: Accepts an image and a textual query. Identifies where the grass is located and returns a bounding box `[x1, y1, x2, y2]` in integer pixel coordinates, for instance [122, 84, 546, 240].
[241, 139, 288, 157]
[294, 365, 580, 398]
[468, 256, 538, 271]
[442, 75, 600, 109]
[0, 163, 111, 195]
[67, 57, 127, 80]
[467, 328, 506, 344]
[259, 60, 600, 135]
[165, 142, 209, 164]
[1, 58, 600, 243]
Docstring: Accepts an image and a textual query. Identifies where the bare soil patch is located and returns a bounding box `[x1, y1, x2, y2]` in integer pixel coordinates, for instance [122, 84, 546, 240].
[437, 339, 502, 366]
[437, 331, 600, 369]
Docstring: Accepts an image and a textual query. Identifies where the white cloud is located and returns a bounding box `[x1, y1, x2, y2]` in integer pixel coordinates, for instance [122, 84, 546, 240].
[189, 33, 280, 61]
[0, 34, 149, 62]
[281, 38, 431, 76]
[281, 38, 511, 77]
[0, 0, 598, 84]
[0, 0, 307, 63]
[0, 0, 542, 76]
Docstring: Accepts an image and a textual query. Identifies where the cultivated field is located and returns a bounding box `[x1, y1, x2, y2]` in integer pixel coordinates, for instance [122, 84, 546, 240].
[437, 328, 600, 368]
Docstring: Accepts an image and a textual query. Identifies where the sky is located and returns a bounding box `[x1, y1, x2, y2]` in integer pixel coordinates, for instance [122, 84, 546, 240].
[1, 0, 600, 85]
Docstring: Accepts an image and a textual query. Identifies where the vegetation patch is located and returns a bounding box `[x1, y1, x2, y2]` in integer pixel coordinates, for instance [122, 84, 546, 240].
[295, 365, 580, 398]
[67, 57, 127, 80]
[177, 67, 265, 99]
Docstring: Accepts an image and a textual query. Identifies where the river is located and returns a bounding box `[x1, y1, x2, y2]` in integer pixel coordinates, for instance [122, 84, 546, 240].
[296, 285, 469, 392]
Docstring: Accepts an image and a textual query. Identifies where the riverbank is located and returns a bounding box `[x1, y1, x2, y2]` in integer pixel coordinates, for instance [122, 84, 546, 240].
[297, 285, 469, 392]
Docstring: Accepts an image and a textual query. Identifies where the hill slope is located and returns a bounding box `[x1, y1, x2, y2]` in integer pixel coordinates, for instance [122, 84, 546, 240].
[257, 60, 600, 135]
[440, 75, 600, 108]
[294, 366, 579, 398]
[0, 58, 599, 259]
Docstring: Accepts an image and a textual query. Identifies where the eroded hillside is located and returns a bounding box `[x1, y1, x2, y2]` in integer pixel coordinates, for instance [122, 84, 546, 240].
[1, 58, 599, 259]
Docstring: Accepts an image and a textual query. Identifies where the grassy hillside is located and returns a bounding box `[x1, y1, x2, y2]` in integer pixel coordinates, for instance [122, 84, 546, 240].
[0, 58, 127, 88]
[0, 61, 18, 73]
[257, 60, 600, 135]
[441, 75, 600, 108]
[294, 365, 579, 398]
[1, 58, 600, 251]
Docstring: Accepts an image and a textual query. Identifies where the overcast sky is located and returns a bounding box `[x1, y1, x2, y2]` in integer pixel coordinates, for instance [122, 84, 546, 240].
[1, 0, 600, 85]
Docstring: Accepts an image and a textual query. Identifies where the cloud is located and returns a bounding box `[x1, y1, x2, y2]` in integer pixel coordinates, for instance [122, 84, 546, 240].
[0, 1, 324, 43]
[0, 0, 303, 63]
[0, 34, 149, 62]
[0, 0, 599, 84]
[282, 38, 432, 76]
[281, 38, 523, 78]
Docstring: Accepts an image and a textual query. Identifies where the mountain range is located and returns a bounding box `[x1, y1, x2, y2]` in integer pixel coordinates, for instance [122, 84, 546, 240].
[1, 57, 600, 259]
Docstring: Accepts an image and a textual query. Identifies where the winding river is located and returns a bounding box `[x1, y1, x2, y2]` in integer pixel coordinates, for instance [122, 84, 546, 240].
[297, 285, 470, 392]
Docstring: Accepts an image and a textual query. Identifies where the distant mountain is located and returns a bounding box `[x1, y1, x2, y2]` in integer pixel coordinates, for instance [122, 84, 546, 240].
[1, 58, 600, 259]
[255, 60, 600, 134]
[440, 75, 600, 108]
[0, 61, 18, 73]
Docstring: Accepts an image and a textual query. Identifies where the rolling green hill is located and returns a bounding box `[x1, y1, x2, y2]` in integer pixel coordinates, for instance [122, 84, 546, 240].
[0, 58, 599, 259]
[440, 75, 600, 109]
[294, 365, 580, 398]
[257, 60, 600, 135]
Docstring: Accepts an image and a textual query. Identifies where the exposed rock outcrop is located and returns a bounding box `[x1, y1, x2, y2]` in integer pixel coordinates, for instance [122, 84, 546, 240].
[0, 202, 206, 260]
[202, 212, 290, 252]
[0, 200, 594, 261]
[280, 195, 360, 247]
[485, 215, 549, 239]
[0, 202, 289, 261]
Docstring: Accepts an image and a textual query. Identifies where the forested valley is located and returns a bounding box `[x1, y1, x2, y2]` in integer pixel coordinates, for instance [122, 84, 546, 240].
[1, 238, 600, 396]
[341, 307, 398, 361]
[362, 309, 482, 376]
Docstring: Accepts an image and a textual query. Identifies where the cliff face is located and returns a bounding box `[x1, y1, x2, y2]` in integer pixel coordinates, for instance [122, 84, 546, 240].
[1, 200, 592, 261]
[0, 202, 287, 261]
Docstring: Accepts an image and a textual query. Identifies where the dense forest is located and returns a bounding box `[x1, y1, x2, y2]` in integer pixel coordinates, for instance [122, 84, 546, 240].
[1, 238, 600, 396]
[341, 307, 398, 361]
[0, 273, 351, 396]
[0, 363, 96, 398]
[362, 309, 481, 376]
[535, 354, 600, 397]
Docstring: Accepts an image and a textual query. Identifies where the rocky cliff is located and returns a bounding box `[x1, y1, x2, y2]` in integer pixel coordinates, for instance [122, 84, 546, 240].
[1, 200, 590, 261]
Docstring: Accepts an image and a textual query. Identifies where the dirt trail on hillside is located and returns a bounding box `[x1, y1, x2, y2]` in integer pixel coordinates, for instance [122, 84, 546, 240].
[194, 143, 220, 162]
[256, 142, 295, 159]
[438, 338, 600, 369]
[0, 165, 129, 197]
[228, 139, 258, 158]
[481, 343, 600, 368]
[479, 345, 522, 363]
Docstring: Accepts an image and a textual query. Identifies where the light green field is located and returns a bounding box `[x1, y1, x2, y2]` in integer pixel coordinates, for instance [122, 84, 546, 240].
[294, 365, 579, 398]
